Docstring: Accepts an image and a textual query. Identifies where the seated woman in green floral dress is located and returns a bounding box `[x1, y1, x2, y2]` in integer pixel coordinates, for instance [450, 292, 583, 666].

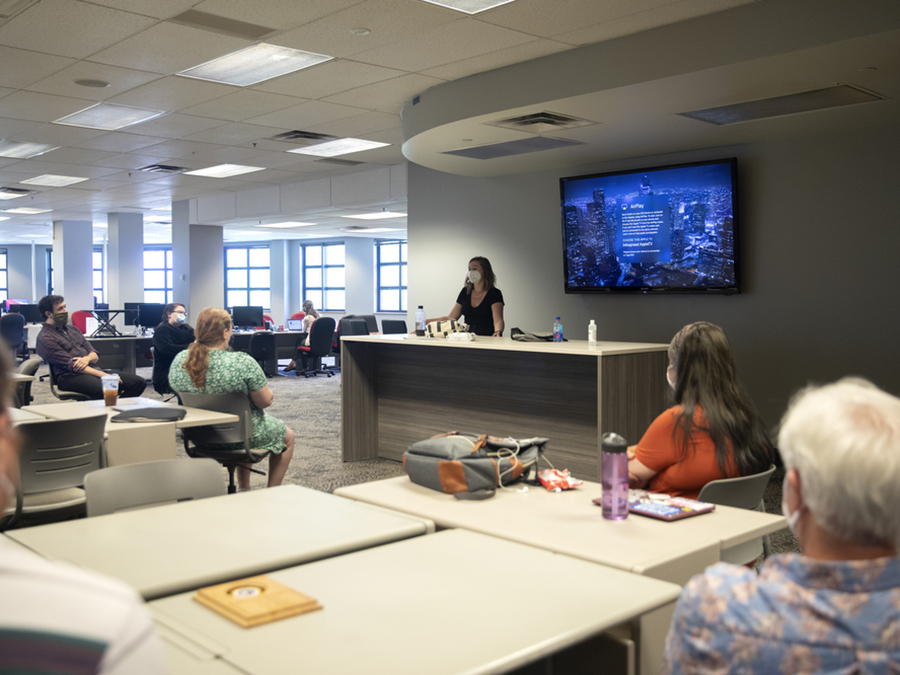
[169, 307, 295, 490]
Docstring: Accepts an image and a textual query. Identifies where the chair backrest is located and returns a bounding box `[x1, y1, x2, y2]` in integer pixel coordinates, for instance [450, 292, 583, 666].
[290, 312, 305, 321]
[177, 391, 254, 448]
[249, 330, 276, 358]
[698, 464, 777, 511]
[15, 357, 42, 407]
[47, 364, 90, 401]
[353, 314, 379, 333]
[382, 319, 408, 334]
[0, 312, 25, 349]
[17, 415, 107, 495]
[85, 458, 226, 517]
[307, 316, 336, 357]
[71, 310, 91, 334]
[340, 317, 368, 337]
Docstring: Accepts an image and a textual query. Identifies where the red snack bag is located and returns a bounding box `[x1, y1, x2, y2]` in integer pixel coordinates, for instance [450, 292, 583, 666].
[538, 469, 583, 491]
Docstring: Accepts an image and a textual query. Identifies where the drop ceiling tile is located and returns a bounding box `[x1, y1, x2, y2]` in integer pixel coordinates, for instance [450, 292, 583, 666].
[0, 47, 76, 90]
[0, 0, 156, 59]
[179, 122, 288, 145]
[245, 100, 366, 129]
[253, 60, 406, 100]
[306, 110, 401, 137]
[5, 159, 121, 179]
[360, 126, 404, 146]
[26, 63, 162, 101]
[0, 90, 94, 123]
[0, 119, 39, 139]
[192, 0, 363, 31]
[23, 147, 119, 166]
[184, 145, 263, 164]
[124, 113, 227, 139]
[473, 0, 654, 38]
[420, 38, 571, 80]
[352, 18, 537, 72]
[74, 133, 170, 153]
[9, 123, 108, 146]
[86, 153, 175, 170]
[89, 23, 253, 75]
[335, 144, 403, 164]
[224, 168, 303, 184]
[322, 73, 444, 113]
[84, 0, 205, 19]
[271, 0, 461, 59]
[109, 76, 236, 111]
[179, 90, 306, 121]
[128, 139, 224, 159]
[0, 87, 12, 100]
[238, 151, 317, 169]
[90, 170, 164, 184]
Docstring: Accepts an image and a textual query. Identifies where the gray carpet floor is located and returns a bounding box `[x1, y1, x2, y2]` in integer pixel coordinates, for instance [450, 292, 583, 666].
[24, 360, 798, 553]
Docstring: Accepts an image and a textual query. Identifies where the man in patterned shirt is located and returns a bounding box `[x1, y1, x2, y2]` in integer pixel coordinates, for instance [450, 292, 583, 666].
[664, 377, 900, 674]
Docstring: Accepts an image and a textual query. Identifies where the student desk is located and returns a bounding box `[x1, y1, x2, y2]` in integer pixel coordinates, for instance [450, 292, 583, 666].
[340, 335, 670, 480]
[151, 529, 682, 675]
[24, 397, 239, 466]
[5, 485, 434, 600]
[88, 335, 154, 374]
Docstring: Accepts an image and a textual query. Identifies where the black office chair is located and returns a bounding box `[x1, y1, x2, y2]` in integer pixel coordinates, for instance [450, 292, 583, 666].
[340, 317, 369, 337]
[352, 314, 379, 333]
[14, 358, 42, 408]
[296, 316, 336, 378]
[0, 312, 27, 363]
[382, 319, 408, 334]
[177, 391, 269, 494]
[249, 330, 277, 377]
[47, 364, 90, 402]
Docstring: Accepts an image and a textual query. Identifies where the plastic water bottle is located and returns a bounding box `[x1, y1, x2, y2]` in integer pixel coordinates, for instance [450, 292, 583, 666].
[588, 319, 597, 347]
[552, 317, 563, 342]
[415, 305, 426, 336]
[601, 432, 629, 520]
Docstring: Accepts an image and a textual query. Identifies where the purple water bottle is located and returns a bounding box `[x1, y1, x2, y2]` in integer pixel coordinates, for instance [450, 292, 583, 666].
[601, 432, 629, 520]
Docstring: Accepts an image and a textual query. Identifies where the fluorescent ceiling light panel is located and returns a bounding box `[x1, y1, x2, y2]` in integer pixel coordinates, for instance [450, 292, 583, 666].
[261, 221, 317, 228]
[288, 138, 389, 157]
[20, 174, 89, 187]
[184, 164, 265, 178]
[3, 207, 51, 214]
[0, 190, 27, 201]
[0, 140, 59, 159]
[0, 217, 8, 221]
[343, 227, 401, 233]
[417, 0, 518, 15]
[53, 102, 167, 130]
[342, 211, 407, 220]
[178, 43, 332, 86]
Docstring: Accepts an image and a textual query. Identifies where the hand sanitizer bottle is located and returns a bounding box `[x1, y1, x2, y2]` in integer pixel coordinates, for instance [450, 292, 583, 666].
[588, 319, 597, 347]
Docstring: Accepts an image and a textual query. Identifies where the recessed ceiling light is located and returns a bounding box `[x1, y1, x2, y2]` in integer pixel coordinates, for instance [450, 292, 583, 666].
[287, 138, 389, 157]
[177, 43, 333, 86]
[350, 27, 370, 35]
[260, 221, 317, 228]
[53, 102, 167, 131]
[0, 217, 8, 222]
[184, 164, 266, 178]
[342, 211, 407, 220]
[417, 0, 518, 14]
[20, 174, 89, 187]
[0, 189, 28, 201]
[3, 207, 51, 214]
[0, 140, 59, 159]
[74, 79, 111, 88]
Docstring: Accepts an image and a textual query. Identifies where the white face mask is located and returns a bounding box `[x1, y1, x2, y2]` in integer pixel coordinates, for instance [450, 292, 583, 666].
[666, 365, 676, 390]
[467, 269, 482, 284]
[781, 472, 805, 538]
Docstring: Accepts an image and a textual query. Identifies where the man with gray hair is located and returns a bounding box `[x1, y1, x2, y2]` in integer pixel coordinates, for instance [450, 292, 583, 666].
[664, 377, 900, 674]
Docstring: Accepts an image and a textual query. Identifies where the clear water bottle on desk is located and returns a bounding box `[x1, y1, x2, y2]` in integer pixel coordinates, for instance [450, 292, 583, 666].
[601, 432, 629, 520]
[415, 305, 426, 336]
[588, 319, 597, 347]
[552, 317, 563, 342]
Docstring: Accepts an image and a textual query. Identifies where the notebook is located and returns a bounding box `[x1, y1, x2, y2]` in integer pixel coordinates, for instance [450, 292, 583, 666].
[287, 319, 304, 331]
[627, 495, 716, 521]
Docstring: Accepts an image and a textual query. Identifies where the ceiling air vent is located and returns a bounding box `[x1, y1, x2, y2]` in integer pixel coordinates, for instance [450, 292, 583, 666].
[168, 9, 274, 40]
[678, 84, 887, 125]
[315, 158, 363, 166]
[487, 111, 596, 134]
[268, 130, 337, 145]
[139, 164, 187, 174]
[0, 186, 33, 197]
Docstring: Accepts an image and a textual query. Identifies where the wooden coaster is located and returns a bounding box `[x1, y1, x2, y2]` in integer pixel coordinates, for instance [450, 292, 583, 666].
[193, 575, 322, 628]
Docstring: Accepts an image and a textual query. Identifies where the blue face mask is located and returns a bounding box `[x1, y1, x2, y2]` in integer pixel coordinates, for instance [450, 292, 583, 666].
[175, 313, 187, 325]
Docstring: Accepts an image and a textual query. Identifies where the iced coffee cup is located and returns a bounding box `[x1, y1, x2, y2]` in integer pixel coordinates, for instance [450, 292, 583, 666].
[101, 374, 119, 406]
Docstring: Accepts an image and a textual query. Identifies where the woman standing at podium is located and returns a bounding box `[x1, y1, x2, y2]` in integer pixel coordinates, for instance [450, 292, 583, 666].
[431, 256, 505, 337]
[152, 303, 194, 396]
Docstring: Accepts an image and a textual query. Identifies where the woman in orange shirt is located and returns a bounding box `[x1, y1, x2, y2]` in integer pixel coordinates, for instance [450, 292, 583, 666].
[628, 322, 774, 499]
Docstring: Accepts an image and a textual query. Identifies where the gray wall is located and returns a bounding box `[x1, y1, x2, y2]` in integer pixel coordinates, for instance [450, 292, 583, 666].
[408, 123, 900, 428]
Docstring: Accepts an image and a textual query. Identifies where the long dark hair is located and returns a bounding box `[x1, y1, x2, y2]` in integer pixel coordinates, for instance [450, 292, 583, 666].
[464, 256, 497, 294]
[669, 322, 773, 477]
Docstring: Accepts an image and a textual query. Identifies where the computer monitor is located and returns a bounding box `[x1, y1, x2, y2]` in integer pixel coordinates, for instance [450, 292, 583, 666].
[4, 299, 28, 311]
[123, 302, 141, 326]
[9, 303, 42, 323]
[137, 303, 167, 329]
[231, 306, 264, 329]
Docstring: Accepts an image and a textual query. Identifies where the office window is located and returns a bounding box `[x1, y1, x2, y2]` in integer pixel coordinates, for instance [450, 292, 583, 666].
[144, 248, 173, 304]
[376, 240, 407, 312]
[0, 248, 7, 303]
[302, 243, 344, 312]
[93, 248, 103, 305]
[225, 246, 270, 309]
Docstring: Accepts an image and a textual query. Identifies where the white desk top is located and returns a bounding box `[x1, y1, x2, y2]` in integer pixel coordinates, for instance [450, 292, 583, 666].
[336, 477, 786, 585]
[151, 529, 682, 675]
[9, 407, 46, 423]
[341, 333, 668, 357]
[26, 397, 237, 429]
[6, 484, 434, 600]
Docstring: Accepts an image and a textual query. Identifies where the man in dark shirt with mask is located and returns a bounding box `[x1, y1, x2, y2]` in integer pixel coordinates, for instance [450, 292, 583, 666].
[35, 295, 146, 400]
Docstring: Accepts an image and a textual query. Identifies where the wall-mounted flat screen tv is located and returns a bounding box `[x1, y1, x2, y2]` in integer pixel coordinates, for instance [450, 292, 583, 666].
[560, 158, 739, 294]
